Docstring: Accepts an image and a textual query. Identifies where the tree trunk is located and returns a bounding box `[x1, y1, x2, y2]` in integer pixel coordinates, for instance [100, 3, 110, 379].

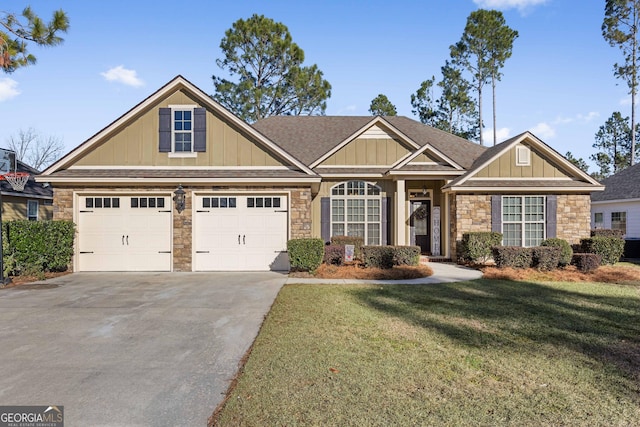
[478, 82, 483, 146]
[492, 73, 497, 146]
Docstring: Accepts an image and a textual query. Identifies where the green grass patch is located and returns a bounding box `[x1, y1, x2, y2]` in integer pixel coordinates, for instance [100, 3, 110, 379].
[213, 280, 640, 426]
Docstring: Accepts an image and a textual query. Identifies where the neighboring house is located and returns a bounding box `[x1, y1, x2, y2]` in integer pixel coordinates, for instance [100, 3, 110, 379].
[37, 76, 603, 272]
[591, 162, 640, 239]
[2, 160, 53, 221]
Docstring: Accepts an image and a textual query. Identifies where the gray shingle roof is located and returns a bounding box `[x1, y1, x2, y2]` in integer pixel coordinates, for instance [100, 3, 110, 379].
[49, 169, 312, 179]
[253, 116, 487, 169]
[591, 162, 640, 201]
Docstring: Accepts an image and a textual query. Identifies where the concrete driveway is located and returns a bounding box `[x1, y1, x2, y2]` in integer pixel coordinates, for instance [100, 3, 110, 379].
[0, 272, 286, 426]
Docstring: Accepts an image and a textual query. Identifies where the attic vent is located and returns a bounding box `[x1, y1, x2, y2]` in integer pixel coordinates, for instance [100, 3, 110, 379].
[516, 145, 531, 166]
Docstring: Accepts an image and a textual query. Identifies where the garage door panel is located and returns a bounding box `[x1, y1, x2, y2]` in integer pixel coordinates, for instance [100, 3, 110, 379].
[194, 195, 289, 271]
[78, 195, 171, 272]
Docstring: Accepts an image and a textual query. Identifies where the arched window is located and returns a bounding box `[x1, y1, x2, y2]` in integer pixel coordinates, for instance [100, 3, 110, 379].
[330, 181, 382, 245]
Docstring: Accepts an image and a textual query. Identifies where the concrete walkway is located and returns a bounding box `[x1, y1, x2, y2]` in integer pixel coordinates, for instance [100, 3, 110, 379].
[285, 262, 483, 285]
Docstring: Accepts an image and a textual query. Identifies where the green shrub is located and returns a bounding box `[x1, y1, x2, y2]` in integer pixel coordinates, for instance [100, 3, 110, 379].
[361, 246, 394, 269]
[572, 253, 601, 273]
[3, 220, 75, 276]
[460, 232, 503, 263]
[323, 244, 345, 266]
[532, 246, 561, 271]
[287, 238, 324, 272]
[392, 246, 421, 266]
[492, 246, 533, 269]
[581, 236, 625, 265]
[541, 238, 573, 267]
[591, 229, 624, 238]
[331, 236, 364, 259]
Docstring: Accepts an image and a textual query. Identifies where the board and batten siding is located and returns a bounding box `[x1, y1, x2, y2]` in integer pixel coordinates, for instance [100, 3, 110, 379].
[475, 144, 570, 178]
[592, 199, 640, 238]
[74, 89, 286, 168]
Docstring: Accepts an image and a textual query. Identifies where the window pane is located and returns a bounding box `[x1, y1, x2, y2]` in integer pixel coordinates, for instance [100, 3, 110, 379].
[86, 198, 93, 208]
[157, 198, 164, 208]
[112, 198, 120, 208]
[149, 198, 156, 208]
[367, 223, 380, 245]
[332, 224, 344, 237]
[131, 198, 138, 208]
[332, 199, 344, 222]
[183, 111, 191, 120]
[104, 197, 111, 208]
[525, 223, 544, 247]
[347, 199, 365, 222]
[95, 198, 102, 208]
[184, 121, 192, 131]
[220, 198, 227, 208]
[174, 111, 182, 120]
[503, 223, 521, 246]
[247, 197, 254, 208]
[367, 199, 380, 222]
[367, 184, 380, 196]
[503, 197, 521, 222]
[229, 198, 236, 208]
[332, 183, 344, 195]
[140, 198, 147, 208]
[525, 196, 544, 222]
[265, 198, 272, 208]
[256, 197, 263, 208]
[273, 198, 281, 208]
[347, 223, 365, 238]
[212, 198, 219, 208]
[611, 212, 627, 234]
[175, 122, 183, 131]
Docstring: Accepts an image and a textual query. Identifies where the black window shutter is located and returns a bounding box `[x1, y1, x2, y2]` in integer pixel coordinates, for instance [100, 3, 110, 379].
[491, 195, 502, 233]
[321, 197, 331, 243]
[159, 108, 171, 152]
[194, 108, 206, 152]
[546, 195, 557, 239]
[381, 196, 390, 246]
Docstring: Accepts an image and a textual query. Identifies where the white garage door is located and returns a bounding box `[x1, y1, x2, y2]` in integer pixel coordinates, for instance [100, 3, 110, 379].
[77, 195, 172, 271]
[194, 194, 289, 271]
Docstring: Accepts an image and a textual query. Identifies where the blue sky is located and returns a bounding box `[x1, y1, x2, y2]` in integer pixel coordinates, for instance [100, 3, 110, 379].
[0, 0, 629, 172]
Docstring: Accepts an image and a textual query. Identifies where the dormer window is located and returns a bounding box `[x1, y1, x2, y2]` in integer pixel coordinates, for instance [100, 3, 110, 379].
[173, 109, 193, 152]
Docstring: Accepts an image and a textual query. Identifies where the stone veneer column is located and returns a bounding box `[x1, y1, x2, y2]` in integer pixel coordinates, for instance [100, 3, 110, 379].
[172, 187, 192, 272]
[556, 194, 591, 245]
[290, 188, 312, 239]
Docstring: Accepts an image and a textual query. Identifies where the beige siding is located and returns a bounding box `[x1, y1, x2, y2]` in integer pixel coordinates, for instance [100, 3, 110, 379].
[1, 196, 53, 221]
[475, 144, 570, 178]
[75, 89, 286, 168]
[408, 152, 440, 164]
[320, 138, 411, 166]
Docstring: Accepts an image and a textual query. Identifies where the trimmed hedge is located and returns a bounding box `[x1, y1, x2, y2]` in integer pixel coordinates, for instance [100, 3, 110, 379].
[581, 236, 625, 265]
[459, 232, 503, 263]
[331, 236, 364, 259]
[591, 229, 624, 238]
[287, 238, 324, 272]
[572, 253, 601, 273]
[532, 246, 561, 271]
[361, 246, 421, 269]
[323, 244, 345, 266]
[492, 246, 533, 269]
[3, 220, 75, 276]
[540, 238, 573, 267]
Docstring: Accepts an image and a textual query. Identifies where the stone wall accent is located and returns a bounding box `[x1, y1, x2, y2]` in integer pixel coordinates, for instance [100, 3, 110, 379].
[51, 185, 312, 272]
[450, 194, 492, 258]
[556, 194, 591, 245]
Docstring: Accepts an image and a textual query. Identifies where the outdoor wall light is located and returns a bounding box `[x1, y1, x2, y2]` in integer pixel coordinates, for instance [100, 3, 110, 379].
[173, 184, 186, 213]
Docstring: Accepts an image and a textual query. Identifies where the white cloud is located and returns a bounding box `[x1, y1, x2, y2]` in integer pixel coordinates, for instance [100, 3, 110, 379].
[338, 104, 357, 114]
[551, 112, 599, 125]
[530, 122, 556, 139]
[576, 111, 599, 122]
[473, 0, 548, 13]
[100, 65, 144, 87]
[0, 78, 20, 101]
[482, 127, 510, 143]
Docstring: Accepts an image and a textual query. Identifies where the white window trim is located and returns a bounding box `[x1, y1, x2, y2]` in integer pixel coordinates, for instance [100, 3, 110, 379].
[330, 181, 382, 245]
[594, 212, 604, 229]
[170, 105, 195, 155]
[516, 145, 531, 166]
[611, 211, 627, 236]
[27, 200, 39, 221]
[502, 196, 546, 247]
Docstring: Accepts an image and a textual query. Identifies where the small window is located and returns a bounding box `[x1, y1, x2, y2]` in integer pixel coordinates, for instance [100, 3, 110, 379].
[611, 212, 627, 235]
[87, 197, 119, 209]
[516, 145, 531, 166]
[594, 212, 604, 229]
[173, 109, 193, 153]
[131, 197, 164, 208]
[247, 197, 281, 209]
[27, 200, 38, 221]
[203, 197, 236, 208]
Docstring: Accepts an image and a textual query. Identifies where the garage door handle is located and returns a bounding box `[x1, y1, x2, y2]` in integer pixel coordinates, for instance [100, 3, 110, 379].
[196, 251, 209, 253]
[126, 235, 129, 245]
[158, 251, 171, 253]
[238, 234, 241, 245]
[122, 235, 125, 245]
[274, 210, 288, 213]
[243, 235, 246, 245]
[159, 210, 171, 213]
[80, 251, 94, 254]
[197, 210, 210, 213]
[80, 210, 94, 213]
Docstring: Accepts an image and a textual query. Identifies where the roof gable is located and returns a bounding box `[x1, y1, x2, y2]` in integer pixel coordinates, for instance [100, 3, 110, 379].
[42, 76, 315, 176]
[444, 131, 603, 191]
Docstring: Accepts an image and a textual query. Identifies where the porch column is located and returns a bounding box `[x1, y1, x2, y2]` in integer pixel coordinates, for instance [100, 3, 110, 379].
[395, 179, 406, 245]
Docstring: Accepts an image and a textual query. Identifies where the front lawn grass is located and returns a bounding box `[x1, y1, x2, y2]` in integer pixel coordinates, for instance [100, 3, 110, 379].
[212, 279, 640, 426]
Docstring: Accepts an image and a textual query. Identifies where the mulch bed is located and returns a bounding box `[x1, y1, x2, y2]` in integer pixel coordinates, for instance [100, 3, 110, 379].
[0, 271, 71, 289]
[481, 265, 640, 284]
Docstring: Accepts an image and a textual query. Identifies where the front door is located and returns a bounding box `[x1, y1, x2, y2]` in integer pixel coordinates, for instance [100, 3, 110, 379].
[410, 200, 431, 254]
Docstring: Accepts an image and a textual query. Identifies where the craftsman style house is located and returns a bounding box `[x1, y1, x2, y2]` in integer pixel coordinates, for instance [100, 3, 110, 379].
[38, 76, 603, 271]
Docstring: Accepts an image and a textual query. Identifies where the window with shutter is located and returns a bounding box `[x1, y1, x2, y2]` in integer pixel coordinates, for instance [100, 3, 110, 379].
[159, 106, 206, 156]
